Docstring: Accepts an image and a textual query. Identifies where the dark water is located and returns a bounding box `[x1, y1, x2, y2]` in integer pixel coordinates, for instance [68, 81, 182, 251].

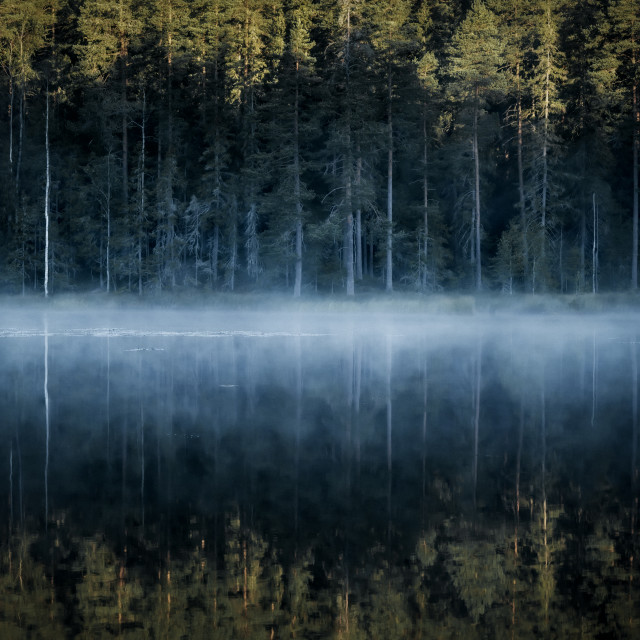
[1, 309, 639, 638]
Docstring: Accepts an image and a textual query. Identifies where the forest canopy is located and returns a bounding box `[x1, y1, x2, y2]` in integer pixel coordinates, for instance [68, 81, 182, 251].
[0, 0, 638, 296]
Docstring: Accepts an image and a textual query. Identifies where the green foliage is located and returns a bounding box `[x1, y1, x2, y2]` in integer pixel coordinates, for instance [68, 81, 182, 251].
[0, 0, 637, 295]
[446, 538, 507, 623]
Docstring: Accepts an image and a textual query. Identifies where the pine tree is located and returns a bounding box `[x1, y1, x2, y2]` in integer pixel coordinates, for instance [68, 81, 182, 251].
[77, 0, 141, 221]
[367, 0, 413, 292]
[226, 0, 270, 285]
[0, 1, 51, 195]
[447, 0, 505, 291]
[609, 0, 640, 289]
[414, 1, 443, 291]
[321, 0, 372, 296]
[260, 0, 317, 295]
[147, 0, 191, 289]
[562, 0, 615, 292]
[487, 0, 535, 291]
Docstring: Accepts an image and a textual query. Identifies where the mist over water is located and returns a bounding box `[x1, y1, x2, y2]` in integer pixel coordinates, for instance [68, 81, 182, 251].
[1, 306, 639, 637]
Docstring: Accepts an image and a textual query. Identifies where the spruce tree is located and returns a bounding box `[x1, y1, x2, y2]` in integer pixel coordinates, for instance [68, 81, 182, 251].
[447, 0, 505, 291]
[367, 0, 413, 292]
[609, 0, 640, 289]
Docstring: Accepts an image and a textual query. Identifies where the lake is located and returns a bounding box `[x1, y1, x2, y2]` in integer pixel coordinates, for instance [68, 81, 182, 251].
[0, 307, 639, 638]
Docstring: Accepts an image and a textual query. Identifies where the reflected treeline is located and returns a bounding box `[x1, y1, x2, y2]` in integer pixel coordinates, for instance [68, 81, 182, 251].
[0, 320, 639, 637]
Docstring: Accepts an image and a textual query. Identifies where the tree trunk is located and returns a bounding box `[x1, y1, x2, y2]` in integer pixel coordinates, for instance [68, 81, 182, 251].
[44, 86, 50, 298]
[212, 224, 219, 287]
[516, 62, 528, 286]
[472, 337, 482, 509]
[293, 63, 303, 298]
[633, 73, 638, 289]
[121, 41, 128, 216]
[385, 72, 393, 292]
[580, 200, 586, 292]
[107, 152, 112, 293]
[473, 90, 482, 291]
[16, 86, 24, 196]
[44, 317, 50, 523]
[422, 100, 429, 290]
[541, 50, 550, 232]
[592, 192, 598, 294]
[345, 170, 355, 296]
[355, 155, 363, 281]
[8, 75, 14, 168]
[138, 90, 146, 295]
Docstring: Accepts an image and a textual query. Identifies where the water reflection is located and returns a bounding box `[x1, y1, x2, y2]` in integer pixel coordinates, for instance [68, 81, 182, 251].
[0, 312, 639, 637]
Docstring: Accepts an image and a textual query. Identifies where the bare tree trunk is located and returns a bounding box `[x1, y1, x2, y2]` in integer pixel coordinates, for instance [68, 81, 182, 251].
[422, 101, 429, 290]
[540, 6, 554, 281]
[592, 192, 598, 294]
[16, 86, 24, 195]
[385, 73, 393, 292]
[633, 73, 638, 289]
[386, 335, 392, 545]
[44, 86, 50, 298]
[107, 153, 112, 293]
[472, 336, 482, 508]
[44, 316, 50, 525]
[559, 226, 564, 291]
[293, 63, 303, 298]
[8, 75, 14, 167]
[345, 170, 355, 296]
[212, 224, 219, 287]
[473, 91, 482, 291]
[121, 52, 128, 215]
[138, 90, 146, 295]
[516, 63, 528, 285]
[228, 219, 237, 292]
[343, 6, 354, 296]
[580, 201, 586, 292]
[355, 154, 363, 281]
[541, 50, 550, 234]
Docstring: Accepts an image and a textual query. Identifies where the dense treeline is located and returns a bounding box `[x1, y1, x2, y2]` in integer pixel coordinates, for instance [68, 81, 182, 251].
[0, 0, 638, 296]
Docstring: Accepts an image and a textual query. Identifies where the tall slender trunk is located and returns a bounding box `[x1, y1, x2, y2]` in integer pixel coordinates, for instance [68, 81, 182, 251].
[631, 335, 638, 536]
[592, 192, 598, 294]
[9, 74, 14, 167]
[632, 69, 638, 289]
[541, 372, 549, 628]
[44, 86, 50, 298]
[138, 90, 146, 295]
[344, 5, 354, 296]
[345, 165, 354, 296]
[16, 86, 24, 195]
[539, 14, 553, 291]
[516, 62, 528, 285]
[386, 335, 392, 545]
[385, 71, 393, 292]
[107, 153, 112, 293]
[121, 39, 128, 215]
[472, 337, 482, 509]
[541, 50, 550, 232]
[473, 89, 482, 291]
[293, 61, 303, 297]
[44, 316, 49, 526]
[540, 3, 552, 272]
[580, 189, 586, 292]
[228, 217, 237, 291]
[422, 99, 429, 290]
[212, 224, 219, 287]
[355, 155, 363, 281]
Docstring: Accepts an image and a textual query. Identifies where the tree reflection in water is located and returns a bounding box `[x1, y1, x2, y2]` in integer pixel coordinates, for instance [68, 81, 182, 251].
[0, 313, 638, 638]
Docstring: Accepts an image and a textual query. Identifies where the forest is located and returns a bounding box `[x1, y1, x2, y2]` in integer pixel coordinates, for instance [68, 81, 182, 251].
[0, 0, 638, 297]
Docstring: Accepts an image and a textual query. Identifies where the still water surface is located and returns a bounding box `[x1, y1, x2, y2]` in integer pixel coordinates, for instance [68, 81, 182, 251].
[0, 309, 639, 638]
